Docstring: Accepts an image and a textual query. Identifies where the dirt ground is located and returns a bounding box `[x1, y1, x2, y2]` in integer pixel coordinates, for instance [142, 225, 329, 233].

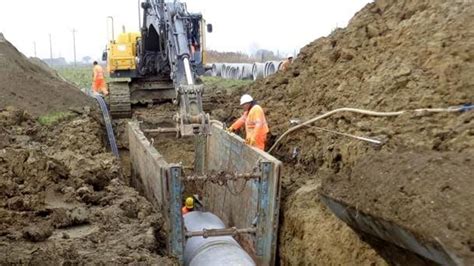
[322, 150, 474, 263]
[211, 0, 474, 264]
[2, 0, 473, 264]
[88, 0, 473, 264]
[132, 104, 196, 172]
[0, 33, 95, 117]
[0, 108, 175, 264]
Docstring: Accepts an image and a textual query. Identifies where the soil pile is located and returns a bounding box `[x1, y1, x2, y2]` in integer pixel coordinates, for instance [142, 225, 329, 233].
[28, 57, 64, 80]
[215, 0, 473, 264]
[0, 33, 94, 116]
[322, 150, 473, 263]
[0, 107, 174, 265]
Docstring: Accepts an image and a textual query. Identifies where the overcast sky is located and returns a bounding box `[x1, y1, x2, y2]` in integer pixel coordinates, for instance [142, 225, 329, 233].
[0, 0, 372, 62]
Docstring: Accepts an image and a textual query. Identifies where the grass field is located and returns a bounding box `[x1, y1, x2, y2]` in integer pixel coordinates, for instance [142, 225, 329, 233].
[56, 66, 252, 92]
[201, 76, 253, 91]
[56, 66, 101, 90]
[38, 111, 75, 126]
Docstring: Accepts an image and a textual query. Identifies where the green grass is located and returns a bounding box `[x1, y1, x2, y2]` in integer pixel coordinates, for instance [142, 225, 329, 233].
[38, 111, 75, 126]
[55, 67, 252, 93]
[201, 76, 253, 90]
[55, 66, 105, 90]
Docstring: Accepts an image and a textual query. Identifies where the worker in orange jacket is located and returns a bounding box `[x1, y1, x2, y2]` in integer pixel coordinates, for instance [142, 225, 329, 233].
[279, 55, 293, 71]
[92, 61, 108, 95]
[182, 197, 194, 215]
[227, 94, 269, 150]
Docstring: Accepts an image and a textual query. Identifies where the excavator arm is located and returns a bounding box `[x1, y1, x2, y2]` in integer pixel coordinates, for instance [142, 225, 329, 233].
[140, 0, 209, 136]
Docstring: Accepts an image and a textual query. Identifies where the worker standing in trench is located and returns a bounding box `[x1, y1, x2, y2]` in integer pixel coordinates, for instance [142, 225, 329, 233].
[92, 61, 108, 96]
[227, 94, 269, 150]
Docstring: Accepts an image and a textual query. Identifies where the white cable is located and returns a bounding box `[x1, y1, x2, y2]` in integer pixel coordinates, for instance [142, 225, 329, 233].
[268, 106, 462, 153]
[305, 125, 382, 145]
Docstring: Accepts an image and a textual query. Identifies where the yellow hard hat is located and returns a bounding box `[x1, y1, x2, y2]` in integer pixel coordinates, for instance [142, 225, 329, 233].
[185, 197, 194, 209]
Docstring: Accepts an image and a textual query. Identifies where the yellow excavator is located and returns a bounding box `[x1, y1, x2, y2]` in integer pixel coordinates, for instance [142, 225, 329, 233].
[103, 0, 212, 136]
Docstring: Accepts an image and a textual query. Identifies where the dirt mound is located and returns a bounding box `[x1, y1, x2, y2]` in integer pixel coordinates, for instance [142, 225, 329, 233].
[0, 108, 174, 264]
[213, 0, 474, 264]
[0, 34, 94, 117]
[29, 57, 64, 80]
[322, 150, 474, 263]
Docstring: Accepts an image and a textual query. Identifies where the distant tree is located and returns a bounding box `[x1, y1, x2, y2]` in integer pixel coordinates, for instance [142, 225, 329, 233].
[206, 50, 253, 63]
[254, 49, 279, 62]
[42, 57, 68, 67]
[248, 42, 260, 56]
[82, 56, 92, 64]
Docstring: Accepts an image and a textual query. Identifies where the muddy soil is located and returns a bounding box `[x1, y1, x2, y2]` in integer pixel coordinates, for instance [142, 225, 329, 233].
[211, 0, 474, 264]
[0, 33, 94, 116]
[0, 108, 175, 264]
[321, 150, 474, 264]
[279, 171, 435, 266]
[132, 103, 196, 172]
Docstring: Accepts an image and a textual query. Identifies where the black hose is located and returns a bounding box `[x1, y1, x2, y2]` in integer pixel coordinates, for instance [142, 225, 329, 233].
[93, 93, 120, 158]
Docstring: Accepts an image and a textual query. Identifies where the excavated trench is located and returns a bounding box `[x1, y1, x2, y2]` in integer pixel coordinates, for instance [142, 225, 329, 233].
[125, 105, 400, 266]
[3, 0, 474, 263]
[125, 106, 282, 265]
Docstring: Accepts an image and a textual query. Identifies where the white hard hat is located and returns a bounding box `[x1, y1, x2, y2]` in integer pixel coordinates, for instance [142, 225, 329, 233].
[240, 94, 253, 105]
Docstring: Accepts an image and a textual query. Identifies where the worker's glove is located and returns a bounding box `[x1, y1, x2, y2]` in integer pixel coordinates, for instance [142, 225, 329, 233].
[246, 137, 256, 146]
[226, 127, 233, 133]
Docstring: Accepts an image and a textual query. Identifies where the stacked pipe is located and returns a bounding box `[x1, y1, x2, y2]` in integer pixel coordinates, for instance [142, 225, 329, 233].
[264, 61, 283, 78]
[252, 63, 265, 80]
[210, 61, 283, 80]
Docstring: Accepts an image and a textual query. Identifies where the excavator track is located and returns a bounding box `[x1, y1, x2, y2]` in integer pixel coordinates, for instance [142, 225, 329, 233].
[109, 81, 132, 118]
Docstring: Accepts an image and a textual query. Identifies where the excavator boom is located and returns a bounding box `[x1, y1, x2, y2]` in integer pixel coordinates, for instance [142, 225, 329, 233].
[105, 0, 211, 136]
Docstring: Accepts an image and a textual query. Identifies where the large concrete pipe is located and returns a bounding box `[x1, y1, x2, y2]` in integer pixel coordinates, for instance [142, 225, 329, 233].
[183, 211, 255, 266]
[211, 63, 223, 77]
[222, 64, 239, 80]
[224, 65, 233, 79]
[272, 61, 283, 72]
[232, 66, 240, 80]
[263, 61, 283, 78]
[220, 64, 227, 77]
[224, 64, 236, 79]
[217, 61, 283, 80]
[263, 61, 274, 78]
[221, 65, 228, 79]
[252, 63, 265, 80]
[240, 64, 253, 80]
[229, 64, 253, 80]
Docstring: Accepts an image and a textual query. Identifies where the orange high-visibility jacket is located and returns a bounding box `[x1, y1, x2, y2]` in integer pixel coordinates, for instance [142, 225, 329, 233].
[182, 206, 192, 215]
[92, 65, 107, 93]
[280, 59, 290, 71]
[93, 65, 105, 81]
[230, 104, 269, 150]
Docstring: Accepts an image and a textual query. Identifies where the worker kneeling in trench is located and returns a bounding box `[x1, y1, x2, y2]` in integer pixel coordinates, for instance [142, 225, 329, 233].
[182, 197, 195, 215]
[227, 94, 269, 150]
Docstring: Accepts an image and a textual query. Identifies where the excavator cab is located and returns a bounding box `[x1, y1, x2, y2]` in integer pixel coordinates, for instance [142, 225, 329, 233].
[106, 32, 141, 79]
